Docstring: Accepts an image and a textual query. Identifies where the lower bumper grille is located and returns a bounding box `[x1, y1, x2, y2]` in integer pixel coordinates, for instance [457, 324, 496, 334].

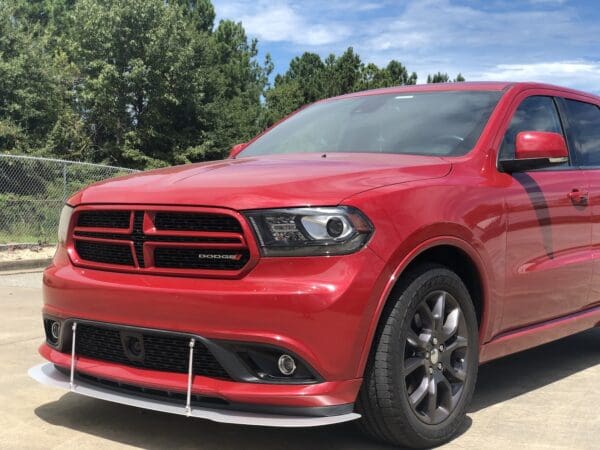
[74, 323, 231, 380]
[72, 370, 230, 407]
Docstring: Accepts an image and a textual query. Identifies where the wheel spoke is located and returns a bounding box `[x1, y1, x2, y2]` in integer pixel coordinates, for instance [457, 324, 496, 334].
[431, 292, 446, 332]
[404, 357, 426, 376]
[442, 307, 460, 341]
[425, 377, 438, 419]
[445, 336, 468, 354]
[407, 329, 430, 350]
[409, 376, 429, 407]
[439, 373, 461, 411]
[445, 362, 467, 381]
[416, 302, 434, 329]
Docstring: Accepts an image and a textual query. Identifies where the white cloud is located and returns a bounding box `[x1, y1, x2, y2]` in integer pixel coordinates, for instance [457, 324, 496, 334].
[213, 0, 600, 93]
[214, 1, 351, 46]
[474, 61, 600, 93]
[360, 0, 588, 54]
[529, 0, 567, 4]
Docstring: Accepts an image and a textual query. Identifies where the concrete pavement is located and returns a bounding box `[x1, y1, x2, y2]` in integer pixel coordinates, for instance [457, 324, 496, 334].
[0, 270, 598, 449]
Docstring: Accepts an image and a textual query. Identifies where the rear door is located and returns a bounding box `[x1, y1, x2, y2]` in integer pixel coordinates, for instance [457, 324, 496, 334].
[559, 96, 600, 310]
[499, 93, 592, 332]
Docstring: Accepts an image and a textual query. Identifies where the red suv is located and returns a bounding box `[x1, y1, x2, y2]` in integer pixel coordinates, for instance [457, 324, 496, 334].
[30, 82, 600, 448]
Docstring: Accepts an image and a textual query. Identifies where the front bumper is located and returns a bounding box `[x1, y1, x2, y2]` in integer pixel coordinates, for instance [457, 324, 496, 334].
[38, 244, 389, 419]
[29, 363, 360, 427]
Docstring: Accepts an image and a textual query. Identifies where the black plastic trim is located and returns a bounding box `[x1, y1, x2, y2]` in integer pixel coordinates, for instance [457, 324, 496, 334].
[45, 316, 323, 385]
[55, 365, 352, 418]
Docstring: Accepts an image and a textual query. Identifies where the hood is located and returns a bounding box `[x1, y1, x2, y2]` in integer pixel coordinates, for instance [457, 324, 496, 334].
[70, 153, 451, 210]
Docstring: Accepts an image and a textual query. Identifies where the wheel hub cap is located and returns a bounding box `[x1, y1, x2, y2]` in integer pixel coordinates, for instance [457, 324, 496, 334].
[429, 348, 440, 365]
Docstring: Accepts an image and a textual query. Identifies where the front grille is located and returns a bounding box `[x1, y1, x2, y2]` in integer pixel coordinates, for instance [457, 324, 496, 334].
[75, 323, 231, 380]
[70, 207, 252, 276]
[155, 212, 242, 233]
[78, 210, 130, 229]
[75, 240, 134, 266]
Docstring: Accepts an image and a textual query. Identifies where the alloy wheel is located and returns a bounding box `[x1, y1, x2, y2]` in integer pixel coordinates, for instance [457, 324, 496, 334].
[402, 290, 469, 425]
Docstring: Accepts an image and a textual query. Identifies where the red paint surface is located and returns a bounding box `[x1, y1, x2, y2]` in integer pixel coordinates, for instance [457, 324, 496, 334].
[42, 82, 600, 409]
[515, 131, 568, 159]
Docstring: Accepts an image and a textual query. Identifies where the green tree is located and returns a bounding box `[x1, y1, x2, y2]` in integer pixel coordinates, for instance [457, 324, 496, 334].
[356, 60, 417, 91]
[325, 47, 362, 97]
[386, 60, 417, 86]
[263, 52, 328, 124]
[0, 0, 466, 167]
[427, 72, 466, 83]
[189, 19, 272, 161]
[169, 0, 215, 32]
[56, 0, 269, 167]
[264, 48, 421, 125]
[0, 1, 81, 156]
[286, 52, 326, 102]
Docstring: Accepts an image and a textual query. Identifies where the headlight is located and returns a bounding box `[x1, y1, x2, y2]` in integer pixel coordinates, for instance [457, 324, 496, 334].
[57, 205, 74, 245]
[244, 207, 373, 256]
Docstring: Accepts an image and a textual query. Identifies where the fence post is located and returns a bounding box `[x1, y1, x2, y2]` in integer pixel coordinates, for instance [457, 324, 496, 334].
[62, 163, 68, 201]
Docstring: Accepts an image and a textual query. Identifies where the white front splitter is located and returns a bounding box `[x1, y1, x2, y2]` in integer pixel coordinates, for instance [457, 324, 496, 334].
[28, 363, 361, 428]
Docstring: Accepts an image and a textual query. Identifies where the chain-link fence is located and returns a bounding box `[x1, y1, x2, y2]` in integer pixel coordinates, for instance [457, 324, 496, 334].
[0, 154, 139, 245]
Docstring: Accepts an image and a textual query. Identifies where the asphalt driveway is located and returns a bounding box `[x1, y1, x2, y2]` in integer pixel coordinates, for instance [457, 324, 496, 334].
[1, 270, 598, 449]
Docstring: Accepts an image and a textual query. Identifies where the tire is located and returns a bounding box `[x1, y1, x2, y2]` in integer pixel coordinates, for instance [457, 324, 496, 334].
[356, 264, 479, 448]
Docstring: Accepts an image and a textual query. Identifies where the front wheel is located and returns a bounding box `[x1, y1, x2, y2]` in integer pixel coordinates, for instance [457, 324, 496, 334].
[357, 265, 479, 448]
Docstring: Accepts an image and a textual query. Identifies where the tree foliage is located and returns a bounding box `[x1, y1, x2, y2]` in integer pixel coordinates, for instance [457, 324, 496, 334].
[0, 0, 464, 168]
[264, 48, 421, 125]
[427, 72, 465, 83]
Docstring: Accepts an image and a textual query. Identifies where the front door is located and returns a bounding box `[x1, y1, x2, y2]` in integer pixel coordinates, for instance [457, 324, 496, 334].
[500, 94, 592, 332]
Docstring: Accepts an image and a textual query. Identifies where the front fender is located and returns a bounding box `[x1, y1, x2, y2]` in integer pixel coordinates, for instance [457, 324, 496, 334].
[343, 178, 507, 378]
[357, 234, 499, 378]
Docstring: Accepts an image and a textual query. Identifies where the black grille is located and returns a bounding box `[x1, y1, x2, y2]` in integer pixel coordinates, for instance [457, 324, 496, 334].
[132, 212, 146, 268]
[154, 248, 250, 270]
[78, 211, 130, 229]
[154, 212, 242, 233]
[73, 371, 229, 407]
[75, 240, 134, 266]
[75, 324, 231, 380]
[71, 209, 250, 274]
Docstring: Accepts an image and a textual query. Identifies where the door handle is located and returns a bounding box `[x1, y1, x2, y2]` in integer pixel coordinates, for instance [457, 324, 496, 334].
[568, 189, 588, 205]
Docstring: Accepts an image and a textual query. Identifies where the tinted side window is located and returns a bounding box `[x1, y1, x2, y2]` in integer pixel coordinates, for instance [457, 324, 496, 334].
[562, 99, 600, 166]
[499, 96, 563, 160]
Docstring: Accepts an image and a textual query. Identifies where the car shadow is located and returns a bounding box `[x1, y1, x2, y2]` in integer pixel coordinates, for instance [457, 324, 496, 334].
[34, 329, 599, 449]
[469, 328, 599, 412]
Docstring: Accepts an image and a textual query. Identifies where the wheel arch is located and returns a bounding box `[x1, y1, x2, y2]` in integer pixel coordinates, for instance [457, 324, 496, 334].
[357, 237, 493, 378]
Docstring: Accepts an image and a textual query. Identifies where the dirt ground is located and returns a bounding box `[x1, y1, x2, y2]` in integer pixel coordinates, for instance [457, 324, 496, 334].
[0, 246, 55, 262]
[0, 270, 598, 450]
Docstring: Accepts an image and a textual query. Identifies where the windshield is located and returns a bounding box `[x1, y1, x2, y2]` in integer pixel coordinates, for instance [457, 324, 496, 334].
[243, 91, 503, 157]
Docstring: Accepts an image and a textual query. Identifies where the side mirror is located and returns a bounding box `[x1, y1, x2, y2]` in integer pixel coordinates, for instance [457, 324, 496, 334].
[499, 131, 569, 172]
[229, 142, 248, 159]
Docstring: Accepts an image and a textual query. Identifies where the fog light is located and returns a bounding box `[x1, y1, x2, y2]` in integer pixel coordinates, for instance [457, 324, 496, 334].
[277, 354, 296, 376]
[50, 321, 61, 340]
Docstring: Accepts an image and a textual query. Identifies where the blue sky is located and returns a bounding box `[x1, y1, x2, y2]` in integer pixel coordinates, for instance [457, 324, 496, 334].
[212, 0, 600, 93]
